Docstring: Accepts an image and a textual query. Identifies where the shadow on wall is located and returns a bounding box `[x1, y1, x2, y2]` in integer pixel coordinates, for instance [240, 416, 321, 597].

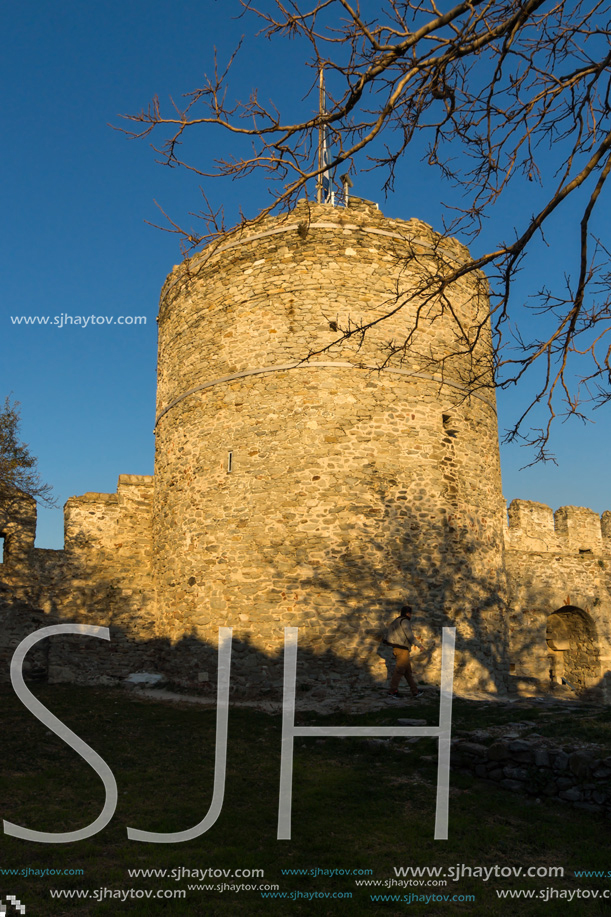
[546, 605, 602, 693]
[3, 597, 611, 707]
[0, 540, 156, 688]
[0, 495, 525, 697]
[298, 493, 525, 695]
[2, 577, 611, 702]
[0, 594, 417, 699]
[1, 489, 606, 701]
[0, 481, 522, 696]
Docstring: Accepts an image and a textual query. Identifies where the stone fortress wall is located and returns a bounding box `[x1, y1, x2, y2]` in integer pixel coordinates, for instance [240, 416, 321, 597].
[1, 197, 610, 699]
[0, 477, 157, 683]
[504, 501, 611, 697]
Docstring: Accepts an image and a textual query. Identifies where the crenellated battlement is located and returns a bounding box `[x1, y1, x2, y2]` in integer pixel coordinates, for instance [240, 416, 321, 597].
[0, 475, 154, 564]
[63, 474, 154, 554]
[505, 499, 611, 555]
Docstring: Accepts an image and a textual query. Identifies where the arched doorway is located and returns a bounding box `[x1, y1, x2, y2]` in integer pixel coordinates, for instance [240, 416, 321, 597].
[546, 606, 600, 692]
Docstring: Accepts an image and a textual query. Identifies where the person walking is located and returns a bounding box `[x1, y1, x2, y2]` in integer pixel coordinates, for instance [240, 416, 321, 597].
[384, 605, 424, 699]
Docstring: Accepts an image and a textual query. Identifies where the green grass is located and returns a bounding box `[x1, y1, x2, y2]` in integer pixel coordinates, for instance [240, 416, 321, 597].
[1, 686, 610, 915]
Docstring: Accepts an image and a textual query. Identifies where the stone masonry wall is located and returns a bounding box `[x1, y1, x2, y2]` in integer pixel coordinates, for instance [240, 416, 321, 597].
[453, 733, 611, 815]
[504, 500, 611, 696]
[153, 198, 510, 693]
[0, 475, 157, 684]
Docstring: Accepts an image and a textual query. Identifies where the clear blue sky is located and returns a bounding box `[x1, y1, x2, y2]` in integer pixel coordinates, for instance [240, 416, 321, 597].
[2, 0, 609, 549]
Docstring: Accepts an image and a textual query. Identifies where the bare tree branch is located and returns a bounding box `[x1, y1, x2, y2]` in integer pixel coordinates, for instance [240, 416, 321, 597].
[115, 0, 611, 457]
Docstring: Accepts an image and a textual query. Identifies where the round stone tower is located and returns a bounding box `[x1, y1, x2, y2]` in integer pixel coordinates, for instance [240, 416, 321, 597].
[153, 198, 508, 693]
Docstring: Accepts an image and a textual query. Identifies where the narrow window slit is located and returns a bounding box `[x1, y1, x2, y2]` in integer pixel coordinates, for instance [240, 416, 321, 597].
[442, 414, 457, 438]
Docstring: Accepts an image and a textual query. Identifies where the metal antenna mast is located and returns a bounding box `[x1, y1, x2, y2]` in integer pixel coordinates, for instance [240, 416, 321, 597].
[317, 66, 324, 204]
